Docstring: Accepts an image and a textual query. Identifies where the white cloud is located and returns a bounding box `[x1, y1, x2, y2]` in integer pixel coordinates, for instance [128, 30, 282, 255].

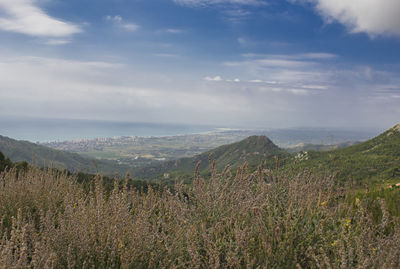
[0, 52, 399, 129]
[0, 0, 82, 37]
[256, 58, 313, 68]
[105, 15, 122, 23]
[173, 0, 265, 23]
[237, 37, 247, 45]
[122, 23, 139, 31]
[242, 52, 337, 60]
[296, 53, 337, 59]
[220, 52, 400, 103]
[44, 39, 71, 46]
[297, 0, 400, 37]
[301, 85, 328, 90]
[153, 53, 179, 57]
[224, 54, 339, 86]
[166, 28, 184, 34]
[222, 53, 336, 95]
[204, 75, 223, 81]
[173, 0, 265, 7]
[0, 54, 257, 125]
[289, 89, 310, 95]
[222, 8, 253, 22]
[225, 58, 316, 69]
[105, 15, 139, 31]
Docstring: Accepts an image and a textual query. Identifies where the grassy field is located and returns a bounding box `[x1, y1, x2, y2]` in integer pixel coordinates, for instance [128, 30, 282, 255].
[1, 165, 400, 268]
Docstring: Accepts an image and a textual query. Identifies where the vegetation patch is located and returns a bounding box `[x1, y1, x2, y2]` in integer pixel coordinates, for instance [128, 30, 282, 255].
[1, 165, 400, 268]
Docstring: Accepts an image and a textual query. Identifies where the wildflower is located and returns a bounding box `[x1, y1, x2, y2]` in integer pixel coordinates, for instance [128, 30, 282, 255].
[331, 240, 338, 247]
[345, 219, 351, 227]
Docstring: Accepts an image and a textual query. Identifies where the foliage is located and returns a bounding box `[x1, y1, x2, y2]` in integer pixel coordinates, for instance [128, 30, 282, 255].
[1, 165, 400, 268]
[0, 151, 28, 174]
[0, 151, 13, 171]
[293, 125, 400, 185]
[285, 141, 359, 153]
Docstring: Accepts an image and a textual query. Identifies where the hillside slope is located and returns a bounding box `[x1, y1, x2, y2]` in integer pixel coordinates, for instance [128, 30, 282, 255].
[134, 135, 289, 180]
[0, 135, 132, 175]
[285, 141, 359, 153]
[296, 123, 400, 184]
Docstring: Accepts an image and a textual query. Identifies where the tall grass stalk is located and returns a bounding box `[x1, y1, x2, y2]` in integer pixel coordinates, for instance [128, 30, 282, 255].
[1, 165, 399, 268]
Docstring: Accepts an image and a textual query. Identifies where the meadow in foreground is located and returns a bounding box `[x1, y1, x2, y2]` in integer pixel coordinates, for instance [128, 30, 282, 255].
[1, 163, 400, 268]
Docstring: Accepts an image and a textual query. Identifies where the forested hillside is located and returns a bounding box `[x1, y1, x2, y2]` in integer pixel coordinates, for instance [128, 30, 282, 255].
[295, 123, 400, 185]
[133, 135, 289, 181]
[0, 135, 132, 175]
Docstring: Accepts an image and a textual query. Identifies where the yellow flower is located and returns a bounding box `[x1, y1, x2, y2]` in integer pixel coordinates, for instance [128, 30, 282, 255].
[331, 240, 338, 247]
[345, 219, 351, 227]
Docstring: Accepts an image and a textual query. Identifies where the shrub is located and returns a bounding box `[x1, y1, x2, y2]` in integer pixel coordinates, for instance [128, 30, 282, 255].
[0, 165, 399, 268]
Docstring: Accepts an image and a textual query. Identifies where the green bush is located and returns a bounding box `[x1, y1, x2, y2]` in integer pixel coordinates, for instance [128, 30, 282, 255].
[1, 164, 400, 268]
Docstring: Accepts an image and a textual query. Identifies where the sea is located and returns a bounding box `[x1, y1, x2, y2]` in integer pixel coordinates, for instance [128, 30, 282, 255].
[0, 117, 217, 142]
[0, 117, 382, 145]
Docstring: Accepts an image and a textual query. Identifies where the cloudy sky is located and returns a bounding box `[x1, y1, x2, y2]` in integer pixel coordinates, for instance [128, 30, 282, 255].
[0, 0, 399, 129]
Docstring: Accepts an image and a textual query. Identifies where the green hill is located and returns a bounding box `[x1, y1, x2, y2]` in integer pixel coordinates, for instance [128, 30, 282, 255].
[295, 123, 400, 185]
[0, 135, 132, 175]
[133, 135, 289, 180]
[285, 141, 359, 153]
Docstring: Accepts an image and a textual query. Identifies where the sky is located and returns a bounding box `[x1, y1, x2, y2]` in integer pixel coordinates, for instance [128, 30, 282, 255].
[0, 0, 399, 129]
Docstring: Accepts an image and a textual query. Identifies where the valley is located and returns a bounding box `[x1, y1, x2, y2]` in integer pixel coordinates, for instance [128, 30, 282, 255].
[1, 123, 400, 268]
[40, 127, 377, 168]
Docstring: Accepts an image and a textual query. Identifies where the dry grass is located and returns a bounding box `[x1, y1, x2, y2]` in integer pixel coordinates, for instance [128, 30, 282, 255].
[1, 165, 400, 268]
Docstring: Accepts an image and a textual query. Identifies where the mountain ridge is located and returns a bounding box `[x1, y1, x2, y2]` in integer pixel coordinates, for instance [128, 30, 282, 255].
[133, 135, 289, 180]
[392, 123, 400, 132]
[296, 123, 400, 184]
[0, 135, 132, 175]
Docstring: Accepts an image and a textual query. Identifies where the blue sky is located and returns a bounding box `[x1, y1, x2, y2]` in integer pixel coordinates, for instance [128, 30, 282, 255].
[0, 0, 399, 129]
